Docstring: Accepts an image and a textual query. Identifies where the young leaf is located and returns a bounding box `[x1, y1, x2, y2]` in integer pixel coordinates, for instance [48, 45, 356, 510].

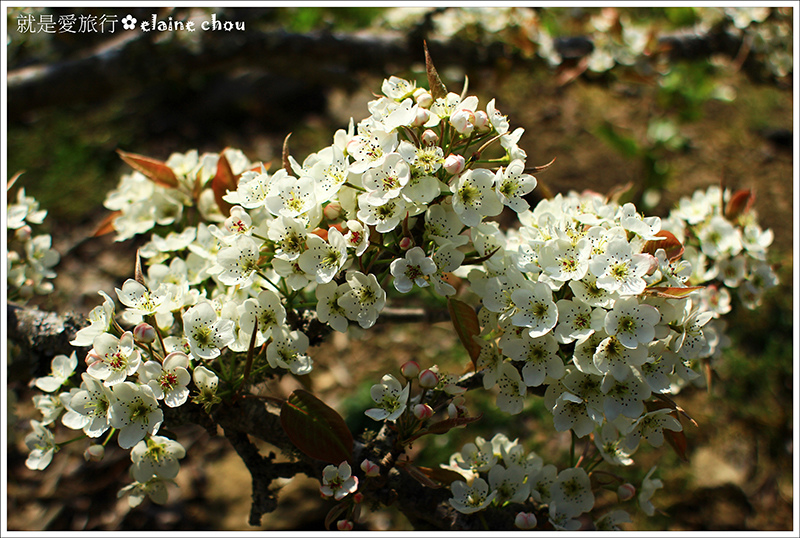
[212, 151, 237, 217]
[92, 211, 121, 237]
[7, 170, 24, 191]
[282, 133, 293, 176]
[116, 149, 179, 189]
[643, 286, 703, 299]
[664, 424, 690, 463]
[134, 250, 145, 286]
[642, 230, 685, 261]
[405, 414, 482, 444]
[447, 298, 482, 367]
[725, 188, 755, 220]
[396, 460, 467, 488]
[280, 390, 353, 465]
[424, 41, 447, 100]
[324, 501, 349, 530]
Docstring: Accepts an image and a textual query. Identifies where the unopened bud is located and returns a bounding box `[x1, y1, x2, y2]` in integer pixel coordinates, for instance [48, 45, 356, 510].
[448, 395, 467, 419]
[443, 154, 466, 175]
[336, 520, 354, 531]
[515, 511, 538, 530]
[414, 88, 433, 108]
[642, 253, 659, 276]
[84, 444, 105, 462]
[413, 107, 431, 127]
[418, 369, 439, 389]
[450, 109, 475, 135]
[361, 459, 380, 477]
[399, 237, 414, 250]
[421, 129, 439, 145]
[352, 492, 365, 504]
[473, 110, 490, 132]
[617, 483, 636, 501]
[413, 403, 434, 421]
[14, 225, 32, 241]
[324, 202, 342, 221]
[400, 360, 420, 379]
[133, 322, 157, 344]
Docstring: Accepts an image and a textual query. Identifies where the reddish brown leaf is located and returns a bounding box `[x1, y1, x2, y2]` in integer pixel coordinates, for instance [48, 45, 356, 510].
[664, 426, 690, 462]
[280, 390, 353, 465]
[324, 501, 349, 530]
[92, 211, 121, 237]
[725, 189, 755, 220]
[405, 414, 482, 444]
[448, 298, 482, 367]
[134, 250, 145, 286]
[396, 461, 467, 489]
[397, 461, 443, 489]
[212, 152, 237, 217]
[424, 41, 448, 100]
[642, 230, 685, 261]
[643, 286, 703, 299]
[117, 149, 179, 189]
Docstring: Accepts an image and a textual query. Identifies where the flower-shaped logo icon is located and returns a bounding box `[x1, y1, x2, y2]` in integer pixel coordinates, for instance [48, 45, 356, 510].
[121, 15, 137, 30]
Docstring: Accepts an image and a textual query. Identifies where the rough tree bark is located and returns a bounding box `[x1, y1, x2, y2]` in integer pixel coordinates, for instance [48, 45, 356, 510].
[7, 16, 784, 121]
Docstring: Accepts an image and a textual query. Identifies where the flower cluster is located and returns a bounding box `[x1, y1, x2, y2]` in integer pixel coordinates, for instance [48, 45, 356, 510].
[19, 65, 777, 526]
[662, 185, 778, 311]
[445, 433, 664, 530]
[7, 186, 60, 299]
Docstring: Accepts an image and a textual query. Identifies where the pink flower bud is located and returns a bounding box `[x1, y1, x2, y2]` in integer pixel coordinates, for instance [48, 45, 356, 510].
[336, 520, 354, 531]
[473, 110, 490, 132]
[400, 360, 420, 379]
[515, 511, 538, 530]
[418, 369, 439, 389]
[414, 88, 433, 108]
[617, 483, 636, 501]
[443, 154, 466, 175]
[352, 492, 365, 504]
[421, 129, 439, 145]
[14, 226, 32, 241]
[399, 237, 414, 250]
[413, 107, 431, 127]
[450, 109, 475, 135]
[413, 403, 434, 420]
[323, 202, 342, 221]
[641, 253, 659, 276]
[84, 445, 105, 462]
[360, 459, 380, 477]
[133, 322, 157, 344]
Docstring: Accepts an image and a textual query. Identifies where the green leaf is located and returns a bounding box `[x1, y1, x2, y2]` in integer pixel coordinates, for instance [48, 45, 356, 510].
[447, 298, 482, 367]
[280, 390, 353, 465]
[594, 122, 641, 159]
[116, 149, 179, 189]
